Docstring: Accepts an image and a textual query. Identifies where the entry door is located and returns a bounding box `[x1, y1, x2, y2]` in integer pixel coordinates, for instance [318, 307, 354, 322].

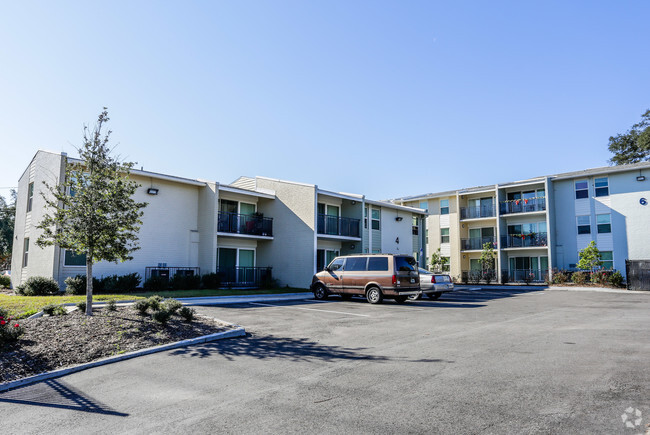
[469, 228, 481, 250]
[238, 249, 255, 283]
[218, 248, 237, 283]
[480, 197, 492, 216]
[326, 205, 339, 235]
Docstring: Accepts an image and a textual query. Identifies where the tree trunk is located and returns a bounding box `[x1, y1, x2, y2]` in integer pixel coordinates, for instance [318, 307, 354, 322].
[86, 256, 93, 316]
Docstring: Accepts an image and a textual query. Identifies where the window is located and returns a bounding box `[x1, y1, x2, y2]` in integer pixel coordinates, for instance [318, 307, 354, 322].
[364, 207, 368, 229]
[64, 250, 87, 266]
[328, 257, 344, 271]
[412, 216, 419, 235]
[440, 199, 449, 215]
[22, 238, 29, 268]
[597, 214, 611, 233]
[425, 229, 429, 244]
[441, 228, 450, 243]
[600, 251, 613, 270]
[575, 180, 588, 199]
[577, 216, 591, 234]
[368, 257, 389, 271]
[395, 256, 417, 272]
[27, 182, 34, 212]
[371, 209, 380, 230]
[345, 257, 367, 271]
[595, 177, 609, 197]
[419, 201, 428, 212]
[441, 257, 450, 272]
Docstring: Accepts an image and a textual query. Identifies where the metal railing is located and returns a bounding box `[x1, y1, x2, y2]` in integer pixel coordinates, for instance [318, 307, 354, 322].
[460, 205, 495, 220]
[499, 198, 546, 215]
[502, 269, 548, 283]
[317, 214, 361, 238]
[461, 269, 497, 284]
[461, 236, 496, 251]
[501, 232, 547, 248]
[145, 267, 200, 281]
[218, 212, 273, 237]
[216, 266, 273, 287]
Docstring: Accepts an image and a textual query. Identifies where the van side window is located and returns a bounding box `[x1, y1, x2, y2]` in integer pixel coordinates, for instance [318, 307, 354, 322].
[367, 257, 388, 271]
[329, 258, 344, 271]
[346, 257, 367, 271]
[395, 256, 416, 272]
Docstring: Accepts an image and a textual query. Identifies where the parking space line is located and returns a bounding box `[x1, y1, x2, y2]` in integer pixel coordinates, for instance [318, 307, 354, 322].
[249, 302, 371, 317]
[308, 299, 424, 311]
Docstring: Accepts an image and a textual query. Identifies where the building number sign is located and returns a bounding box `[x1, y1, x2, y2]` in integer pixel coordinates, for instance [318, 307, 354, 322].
[641, 198, 648, 206]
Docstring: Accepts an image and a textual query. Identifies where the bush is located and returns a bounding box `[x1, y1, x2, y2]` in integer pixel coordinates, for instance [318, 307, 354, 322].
[42, 304, 67, 316]
[201, 273, 221, 289]
[0, 314, 23, 344]
[163, 299, 183, 314]
[143, 276, 168, 291]
[609, 270, 624, 288]
[0, 306, 8, 318]
[106, 299, 117, 311]
[147, 295, 163, 311]
[133, 299, 150, 316]
[552, 269, 570, 284]
[16, 276, 60, 296]
[99, 273, 141, 293]
[170, 274, 200, 290]
[592, 271, 609, 286]
[178, 306, 196, 322]
[0, 275, 10, 289]
[151, 309, 172, 326]
[76, 302, 87, 312]
[572, 271, 588, 285]
[65, 275, 86, 295]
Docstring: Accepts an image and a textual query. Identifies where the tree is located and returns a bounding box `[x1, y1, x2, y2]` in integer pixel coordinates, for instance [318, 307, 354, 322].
[36, 109, 147, 315]
[577, 241, 602, 271]
[608, 109, 650, 165]
[0, 190, 16, 270]
[429, 248, 449, 272]
[478, 241, 496, 283]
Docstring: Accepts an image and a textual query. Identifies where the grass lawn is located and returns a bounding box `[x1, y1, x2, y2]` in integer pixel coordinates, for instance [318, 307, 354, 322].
[0, 287, 310, 319]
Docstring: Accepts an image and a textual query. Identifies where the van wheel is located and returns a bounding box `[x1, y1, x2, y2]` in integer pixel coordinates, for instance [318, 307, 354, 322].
[394, 296, 407, 304]
[408, 294, 422, 301]
[313, 285, 328, 300]
[428, 292, 442, 300]
[366, 287, 383, 304]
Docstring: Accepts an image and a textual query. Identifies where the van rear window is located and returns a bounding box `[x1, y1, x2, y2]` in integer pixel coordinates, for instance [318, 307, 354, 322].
[395, 256, 416, 272]
[345, 257, 367, 271]
[367, 257, 388, 271]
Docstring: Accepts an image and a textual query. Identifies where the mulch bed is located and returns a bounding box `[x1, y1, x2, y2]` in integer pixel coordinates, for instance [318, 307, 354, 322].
[0, 306, 232, 383]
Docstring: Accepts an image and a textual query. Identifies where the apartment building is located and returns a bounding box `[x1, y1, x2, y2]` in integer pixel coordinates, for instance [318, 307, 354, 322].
[395, 162, 650, 283]
[11, 151, 426, 289]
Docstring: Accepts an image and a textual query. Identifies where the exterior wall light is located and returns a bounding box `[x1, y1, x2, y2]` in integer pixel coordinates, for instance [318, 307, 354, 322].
[395, 216, 403, 221]
[147, 188, 159, 195]
[637, 176, 646, 181]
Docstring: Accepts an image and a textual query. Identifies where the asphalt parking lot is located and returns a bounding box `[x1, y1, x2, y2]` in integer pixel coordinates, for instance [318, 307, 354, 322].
[1, 288, 649, 434]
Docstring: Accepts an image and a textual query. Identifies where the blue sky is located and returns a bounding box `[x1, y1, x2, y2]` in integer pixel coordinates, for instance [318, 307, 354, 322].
[1, 1, 649, 202]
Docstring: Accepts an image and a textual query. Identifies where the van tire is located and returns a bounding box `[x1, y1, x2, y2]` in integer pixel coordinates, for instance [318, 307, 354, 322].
[428, 292, 442, 300]
[366, 286, 383, 304]
[408, 294, 421, 301]
[394, 295, 407, 304]
[313, 284, 328, 300]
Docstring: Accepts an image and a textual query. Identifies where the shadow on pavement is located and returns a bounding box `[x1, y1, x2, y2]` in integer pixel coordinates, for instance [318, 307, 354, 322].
[0, 379, 129, 416]
[434, 288, 545, 304]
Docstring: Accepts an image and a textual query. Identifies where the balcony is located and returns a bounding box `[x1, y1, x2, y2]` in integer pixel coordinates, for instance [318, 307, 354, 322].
[501, 232, 547, 249]
[499, 198, 546, 215]
[461, 269, 497, 284]
[216, 266, 273, 288]
[460, 205, 495, 220]
[461, 236, 496, 251]
[218, 212, 273, 237]
[502, 269, 548, 283]
[317, 214, 361, 238]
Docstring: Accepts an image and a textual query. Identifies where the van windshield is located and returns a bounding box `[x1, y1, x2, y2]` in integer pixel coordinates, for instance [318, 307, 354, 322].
[395, 256, 417, 272]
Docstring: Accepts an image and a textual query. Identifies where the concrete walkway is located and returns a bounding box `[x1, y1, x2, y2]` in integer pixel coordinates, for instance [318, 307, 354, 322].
[175, 292, 314, 306]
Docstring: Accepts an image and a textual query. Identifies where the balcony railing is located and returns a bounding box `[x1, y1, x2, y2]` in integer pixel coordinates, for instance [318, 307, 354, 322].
[216, 266, 273, 287]
[218, 212, 273, 237]
[317, 214, 360, 238]
[499, 198, 546, 215]
[460, 205, 495, 220]
[145, 266, 200, 281]
[461, 269, 497, 284]
[501, 232, 548, 248]
[502, 269, 548, 283]
[461, 236, 496, 251]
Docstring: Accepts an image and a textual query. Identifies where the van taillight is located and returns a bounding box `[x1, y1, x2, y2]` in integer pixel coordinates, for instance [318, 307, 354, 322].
[392, 274, 397, 285]
[431, 276, 436, 283]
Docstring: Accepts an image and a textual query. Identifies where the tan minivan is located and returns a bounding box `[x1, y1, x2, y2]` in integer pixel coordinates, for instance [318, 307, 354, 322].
[310, 254, 420, 304]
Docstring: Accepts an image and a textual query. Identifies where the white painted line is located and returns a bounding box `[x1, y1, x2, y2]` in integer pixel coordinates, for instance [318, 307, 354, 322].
[308, 299, 424, 310]
[250, 302, 371, 317]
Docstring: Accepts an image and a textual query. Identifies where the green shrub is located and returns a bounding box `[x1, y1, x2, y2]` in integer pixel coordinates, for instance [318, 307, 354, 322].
[0, 314, 23, 344]
[592, 271, 609, 285]
[178, 306, 196, 322]
[609, 270, 624, 288]
[133, 299, 150, 315]
[116, 273, 141, 292]
[151, 309, 172, 325]
[163, 299, 183, 314]
[106, 299, 117, 311]
[76, 302, 87, 312]
[65, 275, 86, 295]
[552, 269, 569, 284]
[42, 304, 67, 316]
[143, 276, 168, 291]
[16, 276, 60, 296]
[572, 271, 588, 285]
[201, 273, 221, 289]
[170, 274, 200, 290]
[147, 295, 163, 311]
[0, 306, 8, 318]
[0, 275, 10, 288]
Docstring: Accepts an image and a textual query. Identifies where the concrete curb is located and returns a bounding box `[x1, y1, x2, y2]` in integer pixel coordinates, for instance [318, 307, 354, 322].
[454, 284, 649, 294]
[0, 320, 246, 393]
